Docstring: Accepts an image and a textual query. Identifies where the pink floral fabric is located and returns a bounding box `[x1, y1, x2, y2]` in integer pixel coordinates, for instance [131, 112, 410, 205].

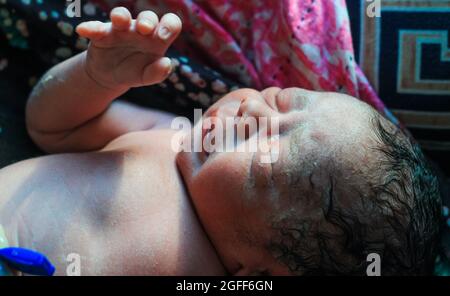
[92, 0, 396, 122]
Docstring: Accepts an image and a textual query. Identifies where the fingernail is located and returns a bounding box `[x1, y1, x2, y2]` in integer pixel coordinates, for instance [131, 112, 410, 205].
[142, 20, 154, 31]
[163, 57, 171, 67]
[164, 58, 174, 74]
[158, 26, 171, 40]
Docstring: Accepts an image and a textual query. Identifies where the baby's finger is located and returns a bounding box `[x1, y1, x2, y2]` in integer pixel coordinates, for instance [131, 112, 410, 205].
[142, 57, 173, 85]
[136, 10, 159, 35]
[110, 7, 132, 31]
[156, 13, 182, 42]
[76, 21, 108, 40]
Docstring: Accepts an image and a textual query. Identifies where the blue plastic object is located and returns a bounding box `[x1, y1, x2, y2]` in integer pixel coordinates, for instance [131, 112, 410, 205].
[0, 247, 55, 276]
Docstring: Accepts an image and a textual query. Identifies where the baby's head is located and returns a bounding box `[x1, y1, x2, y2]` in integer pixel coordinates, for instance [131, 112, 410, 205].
[176, 87, 441, 275]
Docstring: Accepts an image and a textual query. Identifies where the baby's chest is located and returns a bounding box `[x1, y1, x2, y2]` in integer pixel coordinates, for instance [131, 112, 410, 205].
[85, 167, 215, 275]
[0, 147, 189, 275]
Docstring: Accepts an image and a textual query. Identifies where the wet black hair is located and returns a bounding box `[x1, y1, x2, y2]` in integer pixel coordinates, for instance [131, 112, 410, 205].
[269, 116, 442, 275]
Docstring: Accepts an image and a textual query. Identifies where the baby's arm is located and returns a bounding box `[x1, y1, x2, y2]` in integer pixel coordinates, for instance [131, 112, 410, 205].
[26, 7, 181, 153]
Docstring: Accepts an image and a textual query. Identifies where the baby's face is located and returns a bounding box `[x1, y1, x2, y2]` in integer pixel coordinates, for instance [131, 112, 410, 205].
[176, 87, 379, 275]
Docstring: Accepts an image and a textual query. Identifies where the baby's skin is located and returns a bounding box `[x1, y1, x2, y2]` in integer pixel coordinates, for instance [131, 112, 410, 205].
[0, 7, 224, 276]
[0, 7, 389, 276]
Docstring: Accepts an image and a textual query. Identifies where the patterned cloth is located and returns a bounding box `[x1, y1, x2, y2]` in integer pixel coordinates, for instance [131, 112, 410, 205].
[348, 0, 450, 174]
[92, 0, 397, 124]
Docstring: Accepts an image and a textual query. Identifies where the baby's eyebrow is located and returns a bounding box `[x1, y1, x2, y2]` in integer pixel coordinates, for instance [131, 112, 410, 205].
[248, 152, 256, 180]
[324, 176, 335, 218]
[248, 151, 276, 188]
[308, 171, 316, 190]
[244, 152, 258, 192]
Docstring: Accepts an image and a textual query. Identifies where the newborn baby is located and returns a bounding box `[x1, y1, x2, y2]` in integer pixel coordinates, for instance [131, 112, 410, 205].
[0, 7, 441, 275]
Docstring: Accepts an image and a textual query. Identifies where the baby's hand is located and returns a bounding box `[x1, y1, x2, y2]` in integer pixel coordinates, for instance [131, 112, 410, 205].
[76, 7, 181, 91]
